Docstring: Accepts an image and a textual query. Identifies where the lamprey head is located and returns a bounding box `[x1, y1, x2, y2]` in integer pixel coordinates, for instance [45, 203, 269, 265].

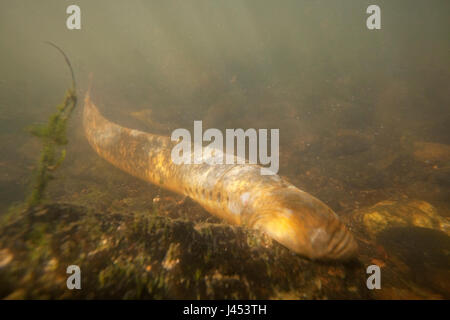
[248, 187, 358, 260]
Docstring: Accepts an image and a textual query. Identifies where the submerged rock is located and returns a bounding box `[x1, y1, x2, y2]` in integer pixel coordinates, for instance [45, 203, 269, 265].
[413, 141, 450, 164]
[376, 226, 450, 298]
[353, 199, 449, 238]
[350, 200, 450, 299]
[0, 249, 13, 268]
[0, 203, 368, 299]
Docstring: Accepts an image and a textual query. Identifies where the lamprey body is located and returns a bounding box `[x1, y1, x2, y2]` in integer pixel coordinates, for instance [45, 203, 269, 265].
[83, 92, 357, 260]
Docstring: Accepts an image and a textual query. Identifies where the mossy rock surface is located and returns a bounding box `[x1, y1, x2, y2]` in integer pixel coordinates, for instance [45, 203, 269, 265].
[0, 203, 369, 299]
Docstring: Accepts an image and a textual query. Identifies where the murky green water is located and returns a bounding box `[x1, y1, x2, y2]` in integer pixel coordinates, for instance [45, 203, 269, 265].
[0, 1, 449, 299]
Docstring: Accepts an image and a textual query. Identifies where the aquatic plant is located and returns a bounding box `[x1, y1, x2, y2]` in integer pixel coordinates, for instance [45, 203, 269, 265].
[27, 42, 77, 207]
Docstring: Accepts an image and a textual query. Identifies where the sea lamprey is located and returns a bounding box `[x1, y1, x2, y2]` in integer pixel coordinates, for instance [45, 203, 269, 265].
[83, 90, 358, 260]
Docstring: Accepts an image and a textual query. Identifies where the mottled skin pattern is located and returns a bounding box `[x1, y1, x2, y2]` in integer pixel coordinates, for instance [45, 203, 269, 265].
[83, 92, 357, 260]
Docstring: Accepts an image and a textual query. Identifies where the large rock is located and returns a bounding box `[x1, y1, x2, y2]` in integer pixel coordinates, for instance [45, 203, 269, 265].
[351, 200, 450, 299]
[353, 199, 449, 238]
[0, 203, 369, 299]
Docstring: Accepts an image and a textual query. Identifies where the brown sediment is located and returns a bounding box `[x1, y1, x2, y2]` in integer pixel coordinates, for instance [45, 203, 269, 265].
[83, 91, 357, 260]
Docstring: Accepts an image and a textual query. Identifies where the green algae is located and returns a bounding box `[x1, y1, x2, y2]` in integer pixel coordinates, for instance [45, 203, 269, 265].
[26, 43, 77, 208]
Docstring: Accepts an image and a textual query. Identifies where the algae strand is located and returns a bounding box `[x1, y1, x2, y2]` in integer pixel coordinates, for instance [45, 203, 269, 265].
[27, 43, 77, 207]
